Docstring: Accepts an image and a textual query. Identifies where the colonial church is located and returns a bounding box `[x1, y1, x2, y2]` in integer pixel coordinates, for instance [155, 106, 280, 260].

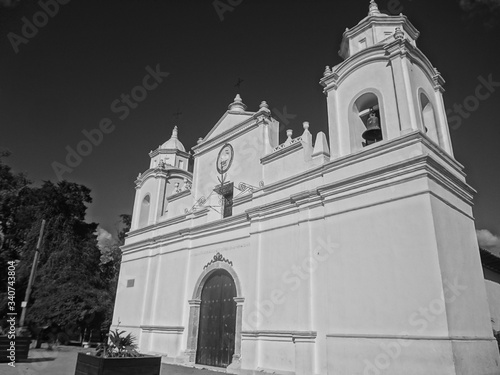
[112, 2, 500, 374]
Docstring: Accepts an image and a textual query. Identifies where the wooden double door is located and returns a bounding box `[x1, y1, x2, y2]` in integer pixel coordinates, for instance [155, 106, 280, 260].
[196, 270, 236, 367]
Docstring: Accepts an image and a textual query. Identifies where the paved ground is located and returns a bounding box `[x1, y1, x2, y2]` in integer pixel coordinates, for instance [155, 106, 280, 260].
[0, 345, 230, 375]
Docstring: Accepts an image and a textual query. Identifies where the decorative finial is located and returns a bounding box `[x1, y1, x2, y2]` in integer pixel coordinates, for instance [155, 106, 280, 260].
[369, 0, 381, 16]
[228, 94, 247, 112]
[303, 121, 310, 130]
[172, 125, 178, 139]
[324, 66, 332, 76]
[286, 129, 293, 139]
[259, 101, 270, 112]
[394, 27, 404, 40]
[197, 137, 203, 144]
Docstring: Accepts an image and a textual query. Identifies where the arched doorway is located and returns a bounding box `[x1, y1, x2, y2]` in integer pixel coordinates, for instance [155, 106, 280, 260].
[195, 270, 236, 367]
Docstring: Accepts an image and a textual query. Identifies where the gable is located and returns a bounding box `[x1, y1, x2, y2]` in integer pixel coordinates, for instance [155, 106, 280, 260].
[203, 110, 255, 142]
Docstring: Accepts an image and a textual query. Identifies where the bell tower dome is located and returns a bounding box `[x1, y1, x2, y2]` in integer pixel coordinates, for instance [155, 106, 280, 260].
[131, 126, 192, 230]
[321, 0, 453, 158]
[149, 126, 189, 171]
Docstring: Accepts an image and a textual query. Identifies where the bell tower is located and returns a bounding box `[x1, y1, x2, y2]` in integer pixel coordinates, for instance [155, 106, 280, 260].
[321, 0, 453, 157]
[316, 2, 500, 374]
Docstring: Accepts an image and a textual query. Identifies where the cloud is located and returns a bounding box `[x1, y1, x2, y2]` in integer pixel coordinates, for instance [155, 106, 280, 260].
[476, 229, 500, 256]
[96, 227, 114, 249]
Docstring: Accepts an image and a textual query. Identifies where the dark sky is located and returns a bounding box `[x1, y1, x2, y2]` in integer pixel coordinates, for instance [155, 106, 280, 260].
[1, 0, 499, 237]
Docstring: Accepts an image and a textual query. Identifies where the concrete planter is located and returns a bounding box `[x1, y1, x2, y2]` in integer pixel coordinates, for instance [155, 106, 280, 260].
[0, 336, 31, 362]
[74, 352, 161, 375]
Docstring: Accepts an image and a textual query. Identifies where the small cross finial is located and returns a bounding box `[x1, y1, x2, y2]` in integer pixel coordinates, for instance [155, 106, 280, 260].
[172, 108, 182, 120]
[234, 78, 244, 90]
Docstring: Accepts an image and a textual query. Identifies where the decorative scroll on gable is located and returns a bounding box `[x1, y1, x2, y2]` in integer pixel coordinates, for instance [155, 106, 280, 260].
[203, 252, 233, 269]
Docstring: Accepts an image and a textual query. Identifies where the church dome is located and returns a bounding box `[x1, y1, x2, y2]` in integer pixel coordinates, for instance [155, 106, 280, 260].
[161, 126, 186, 152]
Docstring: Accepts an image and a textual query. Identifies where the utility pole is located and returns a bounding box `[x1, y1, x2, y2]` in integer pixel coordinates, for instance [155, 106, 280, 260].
[19, 219, 45, 329]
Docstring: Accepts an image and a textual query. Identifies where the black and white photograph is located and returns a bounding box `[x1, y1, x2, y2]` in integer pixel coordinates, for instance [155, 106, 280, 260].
[1, 1, 500, 374]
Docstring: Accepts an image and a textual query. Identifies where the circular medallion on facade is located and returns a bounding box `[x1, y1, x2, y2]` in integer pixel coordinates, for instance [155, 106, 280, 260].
[216, 143, 234, 174]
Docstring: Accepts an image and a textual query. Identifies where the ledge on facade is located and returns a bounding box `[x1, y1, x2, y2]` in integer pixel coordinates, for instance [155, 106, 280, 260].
[241, 330, 317, 342]
[233, 191, 254, 206]
[261, 137, 303, 165]
[125, 131, 469, 252]
[148, 148, 190, 159]
[261, 122, 314, 165]
[140, 325, 184, 333]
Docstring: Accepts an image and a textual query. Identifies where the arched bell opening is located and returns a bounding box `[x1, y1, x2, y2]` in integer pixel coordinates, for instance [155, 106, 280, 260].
[419, 92, 440, 145]
[350, 92, 384, 151]
[138, 194, 150, 228]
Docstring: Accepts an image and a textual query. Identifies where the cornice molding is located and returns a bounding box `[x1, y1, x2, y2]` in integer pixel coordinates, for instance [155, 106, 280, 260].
[124, 133, 472, 255]
[241, 330, 317, 342]
[123, 211, 250, 254]
[260, 138, 303, 164]
[140, 325, 184, 333]
[322, 45, 387, 90]
[148, 148, 190, 159]
[135, 168, 193, 189]
[322, 39, 442, 93]
[326, 333, 494, 342]
[384, 39, 444, 90]
[343, 15, 420, 43]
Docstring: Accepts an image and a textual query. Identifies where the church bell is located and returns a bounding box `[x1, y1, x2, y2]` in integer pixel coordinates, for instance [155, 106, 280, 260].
[362, 109, 383, 144]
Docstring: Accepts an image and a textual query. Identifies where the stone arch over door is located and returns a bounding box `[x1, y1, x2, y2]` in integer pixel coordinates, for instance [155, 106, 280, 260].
[185, 259, 244, 368]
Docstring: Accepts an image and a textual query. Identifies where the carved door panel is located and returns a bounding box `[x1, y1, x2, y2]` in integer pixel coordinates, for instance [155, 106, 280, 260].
[196, 271, 236, 367]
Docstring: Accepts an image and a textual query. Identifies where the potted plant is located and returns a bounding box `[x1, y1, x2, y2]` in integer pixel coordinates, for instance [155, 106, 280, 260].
[74, 329, 161, 375]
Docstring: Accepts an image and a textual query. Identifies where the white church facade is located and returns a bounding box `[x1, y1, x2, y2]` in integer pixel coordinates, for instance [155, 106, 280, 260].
[112, 2, 500, 374]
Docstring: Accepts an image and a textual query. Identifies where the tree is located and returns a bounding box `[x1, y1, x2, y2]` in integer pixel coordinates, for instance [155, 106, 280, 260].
[98, 214, 131, 330]
[0, 150, 32, 321]
[17, 181, 108, 329]
[0, 153, 117, 338]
